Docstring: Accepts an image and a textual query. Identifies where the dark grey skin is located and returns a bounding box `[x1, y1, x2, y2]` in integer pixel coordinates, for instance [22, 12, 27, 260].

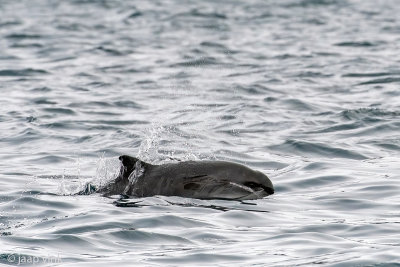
[81, 155, 274, 200]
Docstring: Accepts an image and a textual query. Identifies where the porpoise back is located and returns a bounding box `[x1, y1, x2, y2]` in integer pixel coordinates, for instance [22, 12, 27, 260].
[94, 155, 274, 200]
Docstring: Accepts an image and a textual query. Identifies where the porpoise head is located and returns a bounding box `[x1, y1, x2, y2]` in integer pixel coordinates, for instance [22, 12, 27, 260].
[243, 172, 274, 196]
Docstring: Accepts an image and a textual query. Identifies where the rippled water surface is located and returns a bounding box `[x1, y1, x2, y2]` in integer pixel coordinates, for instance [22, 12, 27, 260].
[1, 0, 400, 266]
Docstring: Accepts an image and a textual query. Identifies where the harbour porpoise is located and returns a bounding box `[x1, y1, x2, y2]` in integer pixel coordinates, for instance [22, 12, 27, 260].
[80, 155, 274, 200]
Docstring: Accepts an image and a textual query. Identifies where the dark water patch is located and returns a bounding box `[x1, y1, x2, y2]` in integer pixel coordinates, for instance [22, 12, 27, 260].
[235, 84, 274, 95]
[384, 90, 400, 97]
[55, 22, 88, 32]
[342, 72, 400, 78]
[98, 64, 151, 74]
[357, 77, 400, 85]
[2, 172, 31, 177]
[219, 115, 236, 120]
[94, 119, 148, 126]
[10, 43, 43, 48]
[5, 33, 43, 39]
[284, 0, 343, 8]
[41, 122, 81, 130]
[264, 96, 278, 102]
[49, 55, 77, 63]
[86, 81, 112, 88]
[113, 100, 141, 109]
[186, 20, 231, 31]
[341, 108, 400, 121]
[200, 41, 227, 49]
[334, 41, 377, 47]
[98, 64, 127, 73]
[0, 55, 19, 60]
[382, 25, 400, 34]
[173, 9, 227, 20]
[192, 9, 227, 19]
[136, 79, 155, 84]
[32, 97, 57, 105]
[4, 77, 44, 83]
[199, 41, 234, 54]
[26, 116, 37, 123]
[251, 11, 274, 20]
[0, 20, 22, 28]
[313, 111, 335, 116]
[0, 68, 48, 76]
[272, 53, 298, 60]
[171, 57, 220, 67]
[81, 110, 120, 116]
[68, 101, 113, 108]
[269, 139, 368, 160]
[69, 86, 90, 92]
[30, 86, 52, 92]
[126, 10, 143, 19]
[70, 0, 120, 9]
[95, 45, 130, 56]
[296, 71, 333, 78]
[303, 18, 326, 25]
[280, 98, 316, 111]
[314, 51, 341, 57]
[42, 108, 76, 115]
[1, 232, 12, 236]
[74, 72, 98, 78]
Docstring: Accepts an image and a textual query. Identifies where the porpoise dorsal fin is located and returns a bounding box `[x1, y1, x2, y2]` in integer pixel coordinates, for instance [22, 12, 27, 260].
[118, 155, 152, 180]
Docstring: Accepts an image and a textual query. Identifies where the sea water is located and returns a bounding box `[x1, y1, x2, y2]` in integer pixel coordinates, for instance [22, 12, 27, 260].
[1, 0, 399, 266]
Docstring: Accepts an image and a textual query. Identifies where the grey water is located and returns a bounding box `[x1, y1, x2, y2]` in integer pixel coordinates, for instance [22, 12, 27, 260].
[1, 0, 400, 266]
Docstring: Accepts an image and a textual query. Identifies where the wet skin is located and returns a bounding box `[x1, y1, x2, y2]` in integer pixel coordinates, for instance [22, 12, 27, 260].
[81, 155, 274, 200]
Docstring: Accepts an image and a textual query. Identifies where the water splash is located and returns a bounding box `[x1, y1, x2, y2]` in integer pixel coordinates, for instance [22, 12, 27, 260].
[94, 153, 120, 187]
[137, 123, 165, 163]
[137, 123, 201, 163]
